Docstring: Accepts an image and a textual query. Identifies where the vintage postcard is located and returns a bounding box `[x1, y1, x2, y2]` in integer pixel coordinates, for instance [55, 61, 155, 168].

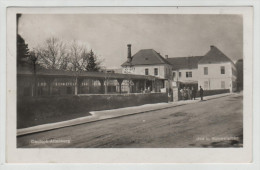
[5, 6, 253, 163]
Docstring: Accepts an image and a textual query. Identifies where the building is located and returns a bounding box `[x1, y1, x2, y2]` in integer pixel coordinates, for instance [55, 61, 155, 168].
[197, 45, 237, 92]
[121, 44, 173, 92]
[167, 56, 203, 89]
[121, 44, 237, 93]
[167, 46, 237, 92]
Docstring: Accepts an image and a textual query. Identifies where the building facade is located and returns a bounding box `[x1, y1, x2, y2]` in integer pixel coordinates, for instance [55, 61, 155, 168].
[167, 56, 203, 89]
[121, 45, 237, 93]
[121, 44, 173, 92]
[197, 46, 237, 92]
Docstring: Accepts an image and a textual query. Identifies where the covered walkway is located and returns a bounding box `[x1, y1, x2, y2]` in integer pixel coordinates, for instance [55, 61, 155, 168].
[17, 68, 165, 96]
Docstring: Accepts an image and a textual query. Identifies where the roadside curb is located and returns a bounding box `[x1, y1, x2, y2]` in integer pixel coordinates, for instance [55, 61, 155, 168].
[17, 93, 232, 136]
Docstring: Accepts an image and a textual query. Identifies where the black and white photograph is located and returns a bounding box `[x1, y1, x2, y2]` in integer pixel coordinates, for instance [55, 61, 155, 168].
[3, 6, 254, 164]
[16, 13, 244, 148]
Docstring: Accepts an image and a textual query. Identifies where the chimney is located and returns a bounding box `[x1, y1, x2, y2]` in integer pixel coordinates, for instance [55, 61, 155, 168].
[165, 55, 168, 59]
[127, 44, 132, 62]
[210, 45, 215, 49]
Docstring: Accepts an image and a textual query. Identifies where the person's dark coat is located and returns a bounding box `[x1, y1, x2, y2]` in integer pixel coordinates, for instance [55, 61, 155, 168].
[199, 87, 204, 96]
[192, 88, 197, 98]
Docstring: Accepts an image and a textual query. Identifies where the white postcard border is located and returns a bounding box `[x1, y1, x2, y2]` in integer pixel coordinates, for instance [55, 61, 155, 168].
[1, 0, 259, 168]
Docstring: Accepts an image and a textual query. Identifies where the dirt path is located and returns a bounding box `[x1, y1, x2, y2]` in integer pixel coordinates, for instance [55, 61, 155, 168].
[17, 93, 243, 148]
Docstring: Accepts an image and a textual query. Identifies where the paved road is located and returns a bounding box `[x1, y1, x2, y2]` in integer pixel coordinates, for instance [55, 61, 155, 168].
[17, 93, 243, 148]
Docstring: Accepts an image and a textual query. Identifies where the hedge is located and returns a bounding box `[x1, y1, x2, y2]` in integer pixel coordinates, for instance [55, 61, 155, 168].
[17, 93, 168, 128]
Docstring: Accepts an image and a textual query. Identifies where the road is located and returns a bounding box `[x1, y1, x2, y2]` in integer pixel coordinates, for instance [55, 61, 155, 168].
[17, 93, 243, 148]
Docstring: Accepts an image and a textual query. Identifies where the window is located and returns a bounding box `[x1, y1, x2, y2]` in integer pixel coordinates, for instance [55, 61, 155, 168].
[173, 72, 176, 78]
[145, 68, 149, 75]
[221, 81, 225, 89]
[204, 81, 209, 90]
[204, 67, 208, 75]
[221, 66, 225, 74]
[179, 72, 182, 78]
[186, 72, 192, 78]
[154, 68, 158, 76]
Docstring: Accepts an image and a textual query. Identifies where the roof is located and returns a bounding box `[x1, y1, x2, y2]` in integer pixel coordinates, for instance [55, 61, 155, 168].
[166, 56, 203, 70]
[121, 49, 171, 66]
[199, 46, 234, 64]
[17, 66, 158, 80]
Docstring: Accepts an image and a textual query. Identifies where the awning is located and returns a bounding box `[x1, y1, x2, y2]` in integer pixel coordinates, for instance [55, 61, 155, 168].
[178, 81, 198, 84]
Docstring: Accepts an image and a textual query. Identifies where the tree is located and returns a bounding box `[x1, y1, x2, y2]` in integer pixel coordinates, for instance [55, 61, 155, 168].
[17, 14, 30, 67]
[35, 37, 69, 70]
[17, 34, 30, 67]
[28, 51, 39, 74]
[67, 41, 89, 95]
[67, 41, 88, 72]
[86, 49, 100, 71]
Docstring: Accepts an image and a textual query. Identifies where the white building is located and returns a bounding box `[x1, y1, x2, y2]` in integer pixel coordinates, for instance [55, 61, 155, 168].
[167, 45, 237, 92]
[121, 44, 172, 92]
[121, 44, 237, 93]
[197, 46, 237, 92]
[167, 56, 203, 88]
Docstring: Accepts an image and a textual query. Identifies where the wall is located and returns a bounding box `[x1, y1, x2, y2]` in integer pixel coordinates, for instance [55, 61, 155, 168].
[17, 93, 168, 128]
[175, 88, 229, 101]
[123, 64, 172, 79]
[173, 68, 199, 83]
[197, 89, 230, 97]
[198, 62, 237, 92]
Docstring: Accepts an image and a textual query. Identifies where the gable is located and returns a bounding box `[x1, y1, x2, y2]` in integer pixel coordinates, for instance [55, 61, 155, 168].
[121, 49, 171, 66]
[199, 46, 233, 64]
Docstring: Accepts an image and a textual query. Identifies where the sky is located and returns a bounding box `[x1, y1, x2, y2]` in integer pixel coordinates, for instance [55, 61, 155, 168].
[18, 14, 243, 69]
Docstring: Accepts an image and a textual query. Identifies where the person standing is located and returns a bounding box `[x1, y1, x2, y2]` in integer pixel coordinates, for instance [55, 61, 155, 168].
[180, 88, 184, 100]
[187, 87, 191, 100]
[192, 87, 196, 100]
[183, 87, 187, 100]
[199, 86, 204, 101]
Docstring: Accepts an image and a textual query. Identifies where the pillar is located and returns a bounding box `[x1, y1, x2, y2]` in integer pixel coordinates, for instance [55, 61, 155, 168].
[99, 79, 105, 94]
[132, 80, 139, 93]
[152, 80, 155, 92]
[154, 79, 157, 92]
[33, 76, 38, 97]
[128, 79, 132, 93]
[104, 79, 108, 94]
[77, 78, 83, 94]
[117, 79, 123, 94]
[74, 77, 79, 95]
[144, 80, 147, 91]
[46, 77, 54, 96]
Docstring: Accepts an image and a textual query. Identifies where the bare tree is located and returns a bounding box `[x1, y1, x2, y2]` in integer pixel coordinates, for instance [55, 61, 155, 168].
[36, 37, 69, 70]
[67, 41, 89, 95]
[33, 37, 105, 95]
[67, 41, 88, 72]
